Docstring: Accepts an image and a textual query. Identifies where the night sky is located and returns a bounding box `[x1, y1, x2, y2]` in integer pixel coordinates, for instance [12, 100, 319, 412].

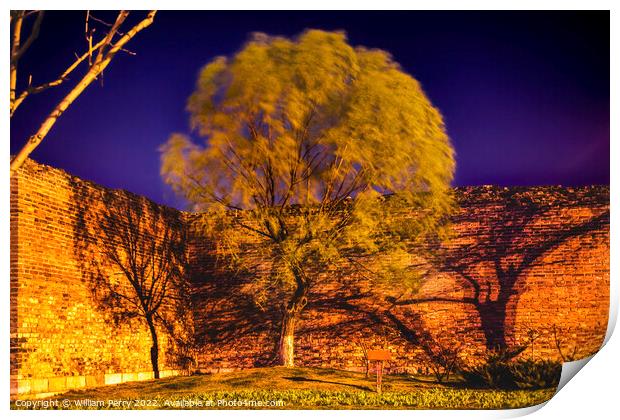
[10, 11, 610, 210]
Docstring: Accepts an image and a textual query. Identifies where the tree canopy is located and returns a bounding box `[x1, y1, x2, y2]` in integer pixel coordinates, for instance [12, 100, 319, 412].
[160, 29, 455, 366]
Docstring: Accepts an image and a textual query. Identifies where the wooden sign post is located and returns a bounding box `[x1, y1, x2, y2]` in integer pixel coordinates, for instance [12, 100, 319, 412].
[367, 349, 391, 394]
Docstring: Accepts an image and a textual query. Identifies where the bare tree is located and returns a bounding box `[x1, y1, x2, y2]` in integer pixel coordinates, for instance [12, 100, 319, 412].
[10, 10, 157, 177]
[354, 338, 371, 378]
[416, 339, 463, 384]
[551, 325, 579, 363]
[93, 190, 189, 379]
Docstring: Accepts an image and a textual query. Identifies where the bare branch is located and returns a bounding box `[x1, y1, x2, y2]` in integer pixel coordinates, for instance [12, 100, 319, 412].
[120, 47, 137, 56]
[88, 13, 119, 31]
[10, 11, 25, 108]
[85, 11, 94, 66]
[24, 11, 41, 18]
[95, 11, 129, 64]
[10, 10, 157, 177]
[11, 36, 109, 116]
[11, 11, 44, 65]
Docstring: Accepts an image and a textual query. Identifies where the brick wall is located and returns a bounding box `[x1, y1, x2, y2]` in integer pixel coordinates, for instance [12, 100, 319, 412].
[187, 189, 609, 374]
[10, 160, 194, 397]
[10, 159, 610, 396]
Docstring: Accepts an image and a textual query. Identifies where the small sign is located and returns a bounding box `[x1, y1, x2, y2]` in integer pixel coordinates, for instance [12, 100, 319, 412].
[366, 349, 391, 394]
[367, 349, 391, 361]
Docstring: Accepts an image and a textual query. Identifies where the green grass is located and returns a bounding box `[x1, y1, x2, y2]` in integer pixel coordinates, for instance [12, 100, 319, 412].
[12, 367, 556, 410]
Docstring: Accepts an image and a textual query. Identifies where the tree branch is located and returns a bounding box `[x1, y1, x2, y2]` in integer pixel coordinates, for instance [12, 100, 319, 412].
[10, 10, 157, 177]
[11, 11, 44, 66]
[11, 36, 109, 116]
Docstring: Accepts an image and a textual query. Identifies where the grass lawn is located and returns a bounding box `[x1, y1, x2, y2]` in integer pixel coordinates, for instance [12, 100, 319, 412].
[13, 367, 556, 410]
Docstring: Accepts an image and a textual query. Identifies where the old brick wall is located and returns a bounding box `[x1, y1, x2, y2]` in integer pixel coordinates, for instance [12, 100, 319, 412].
[10, 160, 195, 397]
[188, 187, 609, 374]
[11, 159, 610, 395]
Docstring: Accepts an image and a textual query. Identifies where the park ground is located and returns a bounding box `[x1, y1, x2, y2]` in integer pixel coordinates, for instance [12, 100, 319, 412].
[12, 367, 556, 410]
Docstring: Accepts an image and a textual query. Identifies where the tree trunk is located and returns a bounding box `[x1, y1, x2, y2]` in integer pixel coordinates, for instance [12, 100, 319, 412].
[146, 316, 160, 379]
[478, 299, 508, 352]
[276, 265, 308, 367]
[278, 310, 297, 367]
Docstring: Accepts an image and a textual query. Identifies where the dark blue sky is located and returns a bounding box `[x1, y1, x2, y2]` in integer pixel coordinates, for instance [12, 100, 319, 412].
[10, 11, 610, 210]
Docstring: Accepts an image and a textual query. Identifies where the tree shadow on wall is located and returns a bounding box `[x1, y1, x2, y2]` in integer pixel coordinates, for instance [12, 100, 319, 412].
[389, 188, 610, 352]
[188, 243, 390, 367]
[70, 179, 196, 378]
[187, 231, 283, 367]
[310, 284, 471, 383]
[307, 282, 386, 335]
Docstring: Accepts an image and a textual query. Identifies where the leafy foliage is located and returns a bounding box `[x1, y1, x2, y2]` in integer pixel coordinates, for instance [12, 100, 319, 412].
[510, 360, 562, 390]
[160, 29, 455, 363]
[461, 353, 562, 390]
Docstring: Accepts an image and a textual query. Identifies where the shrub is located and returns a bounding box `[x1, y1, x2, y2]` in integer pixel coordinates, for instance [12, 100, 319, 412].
[417, 341, 462, 384]
[510, 360, 562, 390]
[461, 356, 561, 390]
[460, 352, 514, 389]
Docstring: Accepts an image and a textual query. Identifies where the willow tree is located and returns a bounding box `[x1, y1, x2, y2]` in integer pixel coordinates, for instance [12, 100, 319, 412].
[160, 30, 455, 366]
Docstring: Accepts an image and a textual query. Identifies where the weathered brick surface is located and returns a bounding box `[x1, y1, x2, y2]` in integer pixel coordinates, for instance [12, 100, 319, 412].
[187, 189, 610, 374]
[10, 160, 194, 397]
[10, 159, 609, 395]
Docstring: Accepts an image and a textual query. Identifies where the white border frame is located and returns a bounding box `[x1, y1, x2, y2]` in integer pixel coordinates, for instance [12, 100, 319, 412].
[2, 2, 617, 419]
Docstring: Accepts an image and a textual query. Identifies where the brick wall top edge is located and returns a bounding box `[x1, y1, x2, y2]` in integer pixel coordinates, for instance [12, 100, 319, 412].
[16, 158, 184, 217]
[452, 185, 609, 207]
[18, 158, 609, 216]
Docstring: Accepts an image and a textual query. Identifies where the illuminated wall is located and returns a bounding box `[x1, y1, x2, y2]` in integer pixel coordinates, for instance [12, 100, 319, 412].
[11, 159, 609, 396]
